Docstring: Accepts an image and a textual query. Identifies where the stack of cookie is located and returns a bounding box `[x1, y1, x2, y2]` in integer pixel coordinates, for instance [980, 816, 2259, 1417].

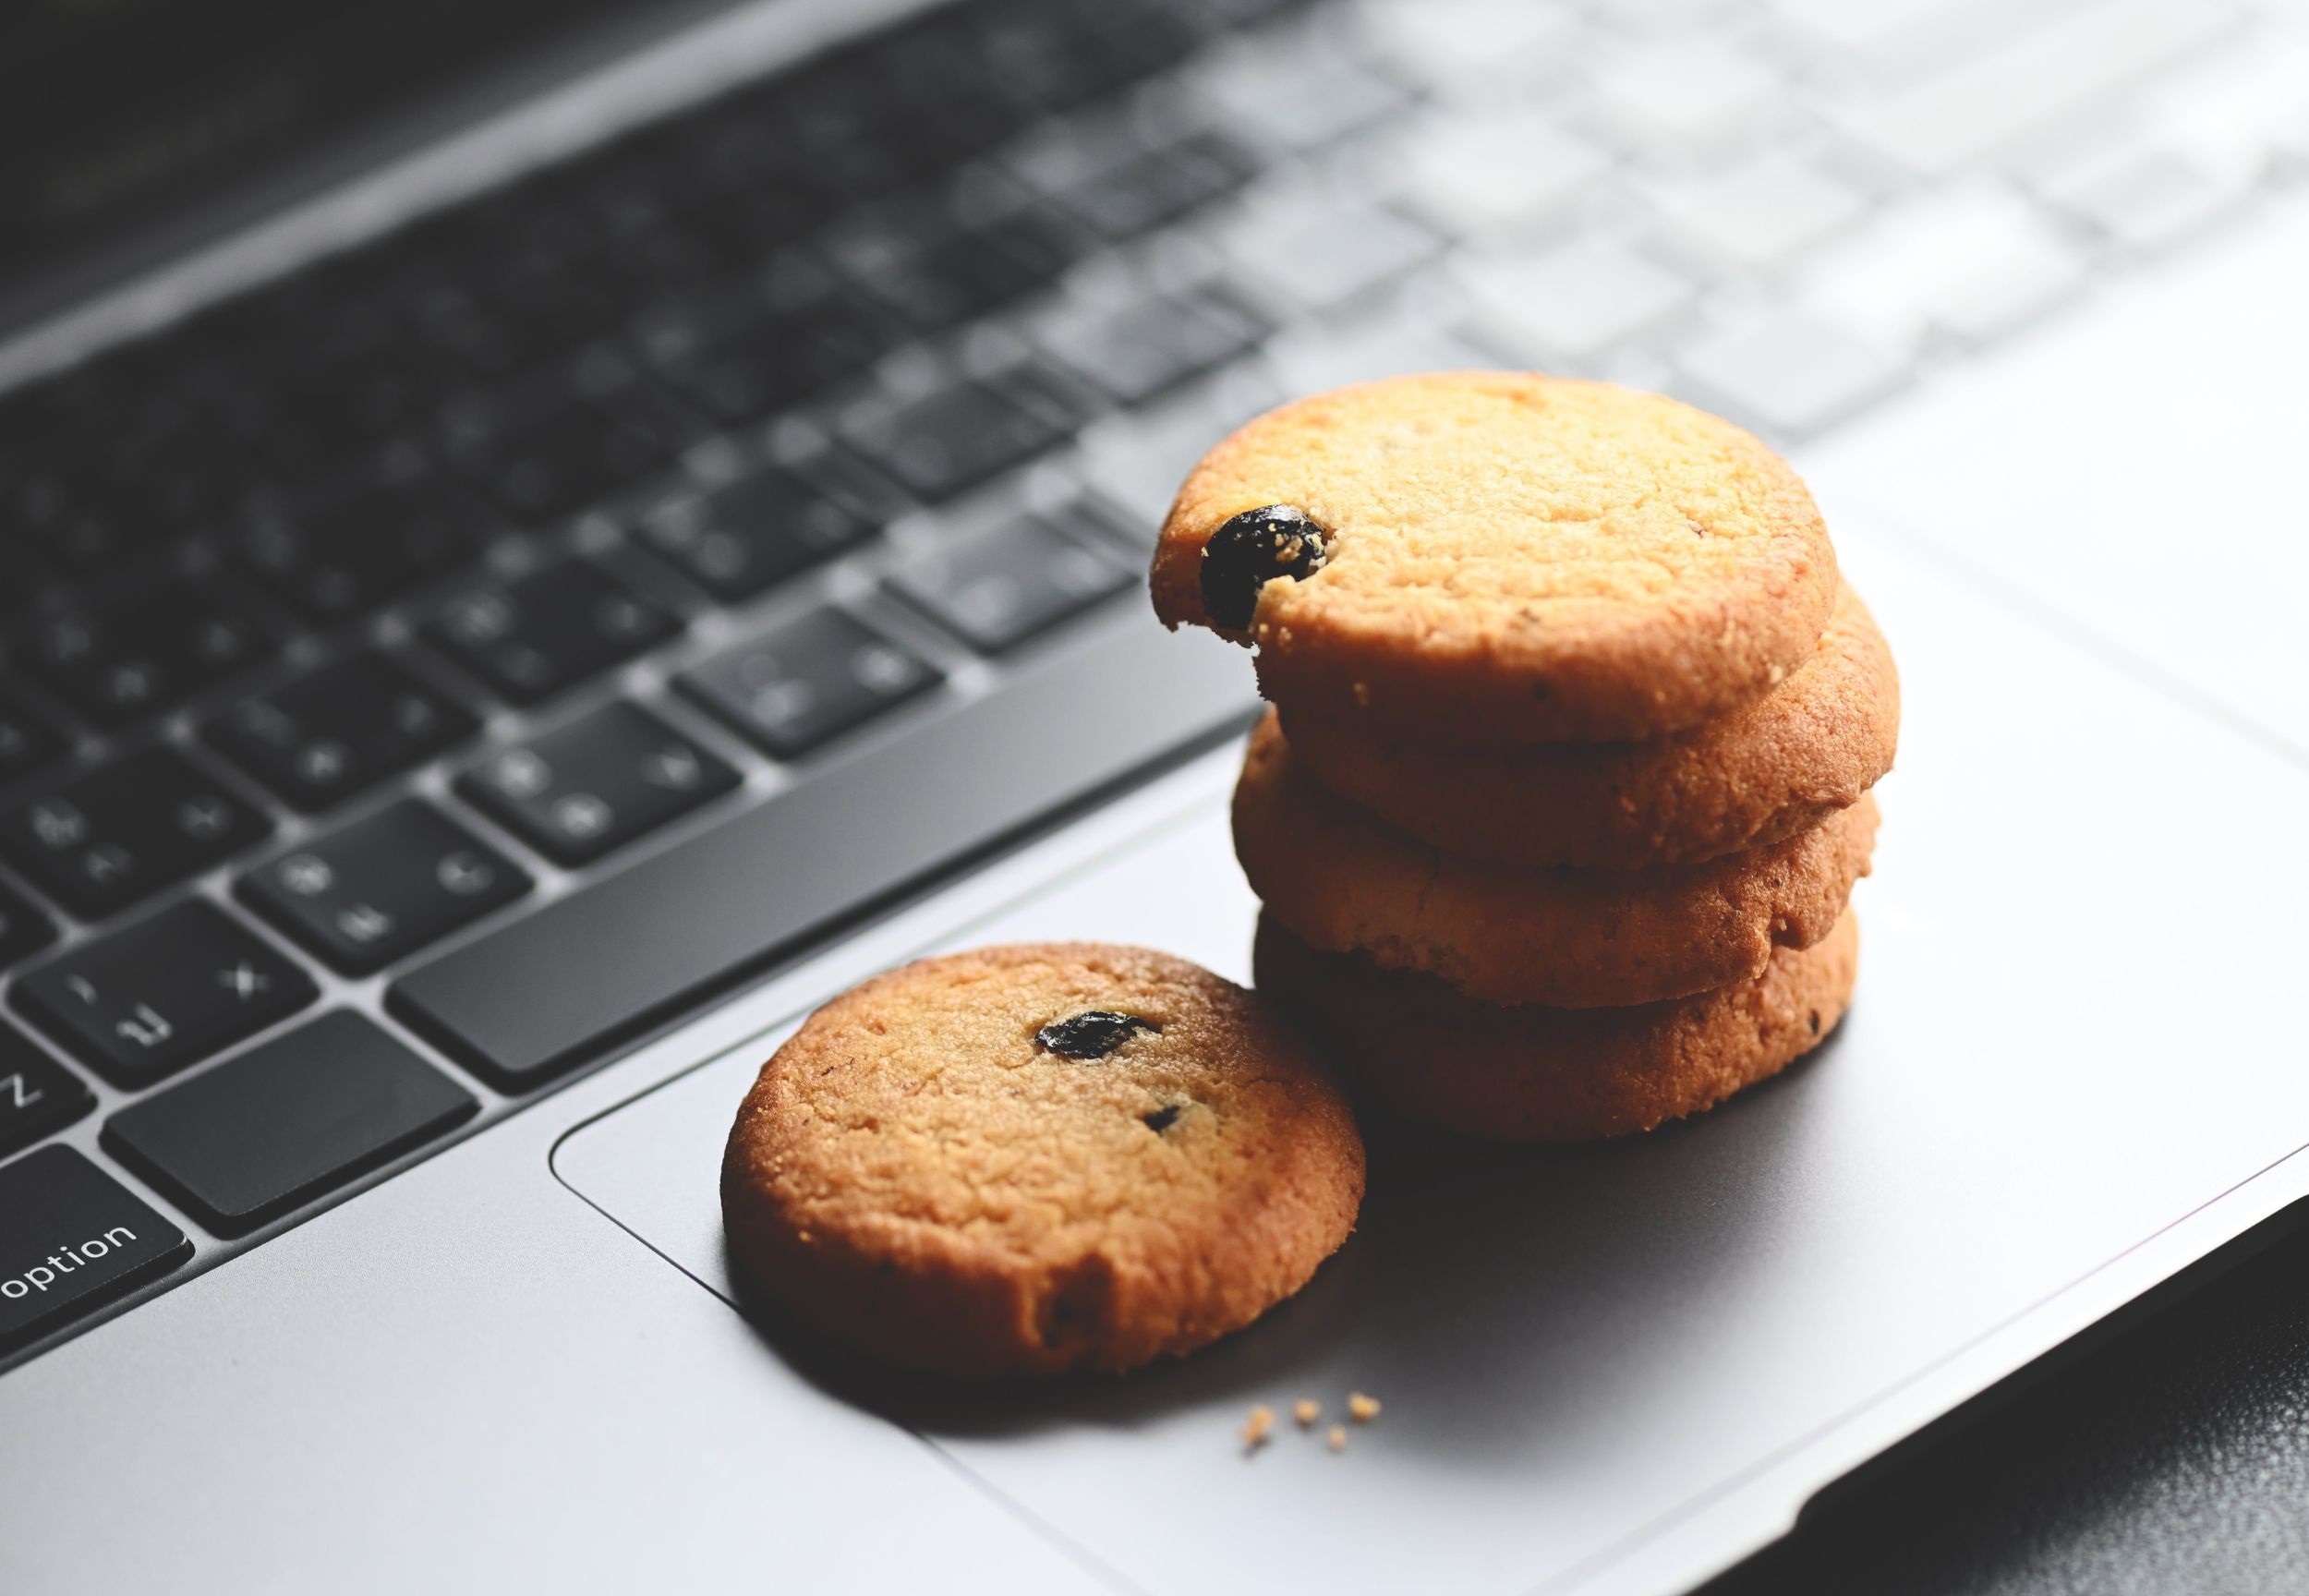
[1151, 373, 1897, 1142]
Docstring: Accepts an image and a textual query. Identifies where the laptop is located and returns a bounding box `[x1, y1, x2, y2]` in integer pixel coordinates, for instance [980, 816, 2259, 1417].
[3, 0, 2307, 1590]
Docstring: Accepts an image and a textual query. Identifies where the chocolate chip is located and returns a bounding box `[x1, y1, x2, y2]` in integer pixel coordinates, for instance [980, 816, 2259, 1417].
[1141, 1104, 1182, 1133]
[1807, 1010, 1821, 1035]
[1200, 504, 1329, 629]
[1035, 1010, 1155, 1059]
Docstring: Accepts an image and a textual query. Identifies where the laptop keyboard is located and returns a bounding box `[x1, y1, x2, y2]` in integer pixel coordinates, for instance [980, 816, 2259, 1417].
[2, 0, 2305, 1363]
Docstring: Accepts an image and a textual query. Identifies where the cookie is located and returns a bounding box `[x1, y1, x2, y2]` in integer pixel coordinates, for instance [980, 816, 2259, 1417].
[1151, 372, 1838, 744]
[1282, 582, 1899, 868]
[719, 942, 1364, 1380]
[1254, 909, 1859, 1142]
[1233, 714, 1875, 1007]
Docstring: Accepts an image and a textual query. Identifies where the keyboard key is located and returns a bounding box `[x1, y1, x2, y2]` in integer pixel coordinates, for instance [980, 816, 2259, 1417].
[0, 748, 272, 921]
[1192, 49, 1413, 152]
[0, 881, 56, 970]
[1676, 308, 1913, 438]
[0, 687, 68, 790]
[456, 701, 740, 866]
[235, 473, 490, 626]
[392, 611, 1257, 1087]
[1043, 131, 1264, 243]
[1457, 238, 1696, 363]
[637, 466, 882, 602]
[2035, 139, 2249, 251]
[1263, 319, 1493, 398]
[1590, 38, 1786, 153]
[1032, 285, 1272, 407]
[681, 607, 939, 759]
[1354, 0, 1581, 92]
[1221, 194, 1443, 314]
[1649, 153, 1871, 272]
[425, 561, 680, 705]
[438, 352, 706, 523]
[836, 376, 1073, 503]
[0, 1025, 93, 1160]
[105, 1011, 477, 1238]
[1829, 0, 2242, 177]
[632, 272, 895, 426]
[206, 652, 479, 812]
[824, 197, 1087, 333]
[1795, 183, 2092, 346]
[17, 583, 276, 731]
[0, 1146, 191, 1354]
[239, 801, 531, 975]
[13, 900, 318, 1090]
[1384, 109, 1613, 237]
[888, 513, 1135, 654]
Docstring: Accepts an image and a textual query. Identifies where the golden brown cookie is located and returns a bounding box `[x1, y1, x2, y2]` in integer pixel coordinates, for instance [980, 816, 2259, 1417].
[1282, 582, 1899, 868]
[720, 943, 1364, 1380]
[1254, 910, 1859, 1142]
[1233, 714, 1875, 1007]
[1151, 372, 1838, 744]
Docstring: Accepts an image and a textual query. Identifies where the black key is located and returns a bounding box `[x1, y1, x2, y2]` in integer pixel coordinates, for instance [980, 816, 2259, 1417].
[13, 900, 318, 1090]
[0, 1147, 191, 1354]
[1033, 284, 1271, 406]
[636, 466, 882, 602]
[437, 352, 706, 524]
[206, 652, 478, 812]
[1050, 131, 1262, 243]
[105, 1011, 477, 1238]
[887, 513, 1134, 653]
[0, 686, 69, 789]
[424, 560, 680, 705]
[235, 473, 490, 625]
[238, 801, 531, 975]
[0, 880, 56, 969]
[458, 701, 740, 866]
[0, 1025, 94, 1160]
[391, 610, 1256, 1087]
[836, 375, 1072, 503]
[0, 748, 272, 921]
[632, 278, 893, 426]
[16, 583, 276, 730]
[679, 607, 939, 759]
[825, 200, 1085, 333]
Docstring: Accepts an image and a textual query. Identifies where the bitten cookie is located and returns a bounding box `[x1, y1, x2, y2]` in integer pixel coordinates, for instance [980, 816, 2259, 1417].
[1234, 715, 1876, 1007]
[1282, 582, 1899, 868]
[1254, 910, 1860, 1142]
[1151, 372, 1838, 744]
[720, 943, 1364, 1380]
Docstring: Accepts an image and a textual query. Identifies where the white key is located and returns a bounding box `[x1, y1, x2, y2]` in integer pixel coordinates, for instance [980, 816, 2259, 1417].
[2036, 141, 2252, 250]
[1829, 0, 2244, 176]
[1772, 0, 2090, 81]
[1353, 0, 1581, 92]
[1266, 320, 1492, 397]
[1220, 190, 1443, 313]
[1648, 153, 1870, 272]
[1385, 109, 1613, 236]
[1795, 184, 2092, 346]
[1589, 38, 1784, 153]
[1191, 45, 1410, 153]
[1674, 308, 1911, 438]
[1456, 237, 1696, 362]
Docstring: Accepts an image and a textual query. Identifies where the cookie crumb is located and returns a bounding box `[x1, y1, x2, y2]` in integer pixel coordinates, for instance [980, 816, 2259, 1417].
[1348, 1391, 1382, 1422]
[1242, 1405, 1275, 1449]
[1326, 1424, 1348, 1453]
[1293, 1398, 1321, 1428]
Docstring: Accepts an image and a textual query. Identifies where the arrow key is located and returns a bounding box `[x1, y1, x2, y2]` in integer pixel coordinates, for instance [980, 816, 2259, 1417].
[456, 701, 741, 867]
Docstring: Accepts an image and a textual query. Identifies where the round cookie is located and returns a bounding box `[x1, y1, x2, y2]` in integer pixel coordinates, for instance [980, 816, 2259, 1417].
[1254, 910, 1859, 1142]
[720, 942, 1364, 1380]
[1282, 582, 1899, 868]
[1152, 372, 1838, 744]
[1233, 714, 1875, 1008]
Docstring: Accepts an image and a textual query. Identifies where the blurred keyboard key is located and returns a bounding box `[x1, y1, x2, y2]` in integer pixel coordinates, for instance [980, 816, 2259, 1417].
[1077, 366, 1282, 529]
[837, 376, 1072, 503]
[235, 473, 489, 626]
[0, 1147, 189, 1353]
[680, 607, 939, 758]
[1796, 184, 2091, 345]
[2035, 141, 2248, 250]
[1457, 238, 1696, 363]
[425, 561, 680, 705]
[1193, 49, 1412, 152]
[1354, 0, 1581, 93]
[1590, 38, 1785, 153]
[18, 584, 274, 731]
[1032, 285, 1271, 407]
[1045, 131, 1263, 242]
[438, 353, 706, 523]
[1264, 320, 1492, 398]
[0, 688, 67, 790]
[0, 748, 271, 921]
[638, 466, 881, 602]
[1386, 111, 1612, 237]
[887, 514, 1134, 654]
[14, 900, 317, 1090]
[0, 1024, 93, 1160]
[207, 652, 478, 812]
[106, 1011, 476, 1238]
[1650, 154, 1871, 272]
[1676, 308, 1912, 437]
[239, 801, 531, 975]
[457, 701, 740, 866]
[0, 881, 56, 970]
[1223, 195, 1443, 313]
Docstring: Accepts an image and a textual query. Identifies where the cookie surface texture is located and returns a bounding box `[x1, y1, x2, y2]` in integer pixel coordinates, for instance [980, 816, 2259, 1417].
[1152, 371, 1838, 744]
[720, 942, 1365, 1379]
[1254, 910, 1859, 1142]
[1233, 715, 1876, 1007]
[1282, 582, 1899, 867]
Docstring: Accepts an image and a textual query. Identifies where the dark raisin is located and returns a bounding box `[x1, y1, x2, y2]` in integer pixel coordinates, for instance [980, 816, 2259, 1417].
[1199, 504, 1329, 629]
[1807, 1010, 1821, 1035]
[1141, 1104, 1182, 1133]
[1035, 1010, 1155, 1059]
